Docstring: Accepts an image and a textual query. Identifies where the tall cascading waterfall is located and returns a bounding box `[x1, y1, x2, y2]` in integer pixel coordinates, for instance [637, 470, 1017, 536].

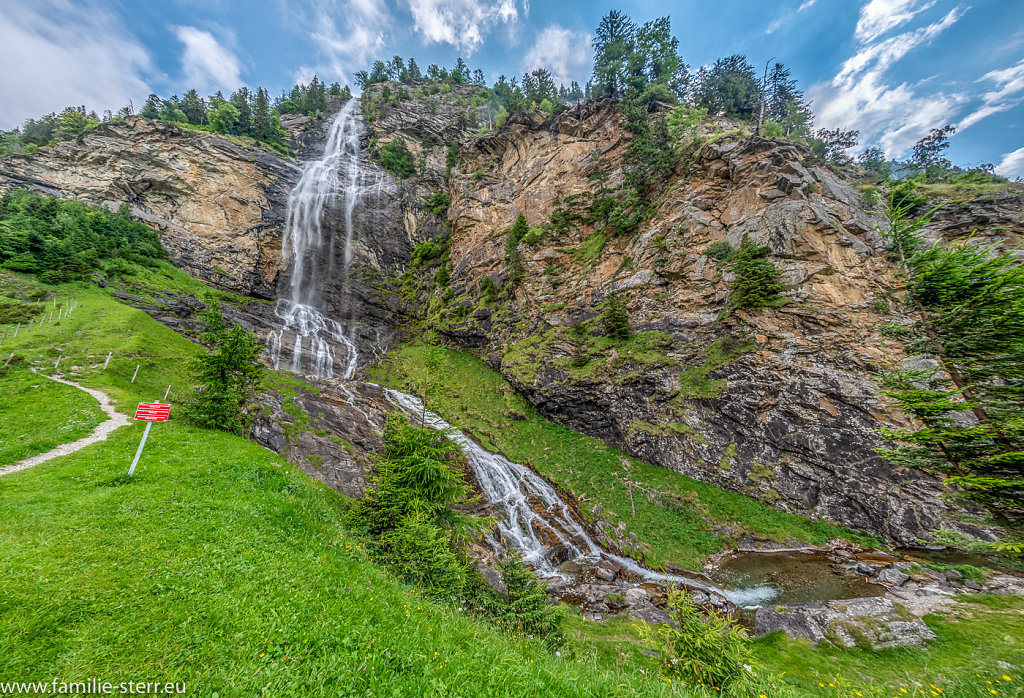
[264, 102, 758, 604]
[267, 99, 376, 379]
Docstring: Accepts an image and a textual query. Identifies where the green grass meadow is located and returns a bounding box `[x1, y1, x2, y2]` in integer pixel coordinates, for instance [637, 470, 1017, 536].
[0, 365, 107, 466]
[0, 273, 1021, 697]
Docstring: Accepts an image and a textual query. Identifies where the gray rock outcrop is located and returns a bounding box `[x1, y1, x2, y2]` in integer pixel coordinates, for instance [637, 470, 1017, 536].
[754, 596, 937, 649]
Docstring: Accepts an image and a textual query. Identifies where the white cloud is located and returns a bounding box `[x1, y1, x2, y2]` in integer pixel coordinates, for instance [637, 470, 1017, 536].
[958, 59, 1024, 130]
[836, 6, 964, 83]
[810, 6, 967, 157]
[173, 26, 244, 95]
[293, 0, 390, 86]
[407, 0, 522, 54]
[521, 25, 592, 88]
[854, 0, 937, 43]
[0, 0, 154, 128]
[765, 0, 818, 35]
[995, 145, 1024, 178]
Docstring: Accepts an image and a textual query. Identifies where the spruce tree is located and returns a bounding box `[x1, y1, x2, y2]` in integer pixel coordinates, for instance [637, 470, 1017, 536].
[729, 237, 783, 308]
[140, 94, 161, 119]
[600, 294, 632, 339]
[253, 87, 272, 140]
[592, 10, 637, 99]
[180, 89, 207, 125]
[876, 201, 1024, 530]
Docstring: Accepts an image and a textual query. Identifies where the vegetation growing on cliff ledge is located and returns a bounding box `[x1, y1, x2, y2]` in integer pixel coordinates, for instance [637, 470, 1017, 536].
[377, 136, 416, 179]
[729, 237, 786, 309]
[0, 189, 164, 283]
[372, 343, 876, 570]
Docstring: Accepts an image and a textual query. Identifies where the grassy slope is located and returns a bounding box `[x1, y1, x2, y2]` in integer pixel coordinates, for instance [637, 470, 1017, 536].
[3, 271, 1020, 696]
[369, 343, 878, 571]
[0, 271, 203, 412]
[0, 424, 682, 697]
[0, 365, 107, 465]
[0, 273, 683, 696]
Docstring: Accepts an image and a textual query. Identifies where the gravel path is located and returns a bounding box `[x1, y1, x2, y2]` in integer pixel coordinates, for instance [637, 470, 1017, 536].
[0, 373, 130, 476]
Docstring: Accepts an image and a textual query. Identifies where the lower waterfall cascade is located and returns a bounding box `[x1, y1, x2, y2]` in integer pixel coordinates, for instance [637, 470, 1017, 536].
[264, 102, 760, 605]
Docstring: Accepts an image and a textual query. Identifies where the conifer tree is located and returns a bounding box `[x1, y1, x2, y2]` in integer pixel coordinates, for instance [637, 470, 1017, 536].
[180, 89, 207, 125]
[729, 237, 783, 308]
[592, 10, 637, 99]
[253, 87, 272, 140]
[876, 200, 1024, 529]
[600, 293, 632, 339]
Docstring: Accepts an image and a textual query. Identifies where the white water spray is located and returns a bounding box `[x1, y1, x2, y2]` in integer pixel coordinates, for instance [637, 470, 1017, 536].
[268, 100, 374, 379]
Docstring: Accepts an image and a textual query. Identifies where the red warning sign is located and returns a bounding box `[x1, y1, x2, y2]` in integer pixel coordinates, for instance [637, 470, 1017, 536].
[134, 403, 170, 422]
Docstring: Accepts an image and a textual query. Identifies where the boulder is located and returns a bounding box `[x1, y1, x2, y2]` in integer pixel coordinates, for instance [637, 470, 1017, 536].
[877, 567, 911, 586]
[854, 562, 876, 577]
[754, 597, 937, 649]
[478, 564, 508, 597]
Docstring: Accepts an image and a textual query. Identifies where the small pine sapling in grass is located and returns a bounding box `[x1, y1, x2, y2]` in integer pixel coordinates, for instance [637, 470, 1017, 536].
[638, 585, 757, 693]
[491, 551, 566, 650]
[183, 297, 265, 434]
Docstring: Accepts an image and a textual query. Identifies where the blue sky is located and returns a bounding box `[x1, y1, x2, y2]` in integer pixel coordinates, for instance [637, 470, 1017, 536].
[1, 0, 1022, 175]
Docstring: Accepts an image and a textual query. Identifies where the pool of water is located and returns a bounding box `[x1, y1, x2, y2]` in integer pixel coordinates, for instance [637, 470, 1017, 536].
[710, 551, 886, 608]
[897, 547, 1022, 575]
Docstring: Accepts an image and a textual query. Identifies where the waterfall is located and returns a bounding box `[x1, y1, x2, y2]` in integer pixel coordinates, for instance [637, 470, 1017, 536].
[384, 389, 737, 598]
[267, 99, 367, 380]
[263, 102, 748, 602]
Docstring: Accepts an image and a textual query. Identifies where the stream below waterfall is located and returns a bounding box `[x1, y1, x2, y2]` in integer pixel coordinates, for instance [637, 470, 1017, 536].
[263, 101, 922, 615]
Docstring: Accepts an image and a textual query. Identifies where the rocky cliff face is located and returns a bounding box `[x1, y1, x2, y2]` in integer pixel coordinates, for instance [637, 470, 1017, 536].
[0, 118, 295, 297]
[411, 100, 1004, 544]
[0, 94, 1013, 546]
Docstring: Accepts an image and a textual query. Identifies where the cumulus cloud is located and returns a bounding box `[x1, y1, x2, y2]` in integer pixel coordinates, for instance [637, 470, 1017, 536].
[854, 0, 937, 43]
[0, 0, 154, 128]
[958, 59, 1024, 131]
[407, 0, 522, 54]
[995, 145, 1024, 178]
[293, 0, 390, 86]
[521, 25, 592, 87]
[173, 26, 244, 94]
[810, 6, 967, 156]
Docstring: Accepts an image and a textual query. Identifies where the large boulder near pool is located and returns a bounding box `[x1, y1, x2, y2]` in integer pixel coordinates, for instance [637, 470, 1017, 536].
[754, 597, 937, 650]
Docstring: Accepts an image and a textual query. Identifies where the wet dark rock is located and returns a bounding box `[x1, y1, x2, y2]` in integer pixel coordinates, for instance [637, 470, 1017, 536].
[854, 562, 876, 577]
[248, 379, 392, 498]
